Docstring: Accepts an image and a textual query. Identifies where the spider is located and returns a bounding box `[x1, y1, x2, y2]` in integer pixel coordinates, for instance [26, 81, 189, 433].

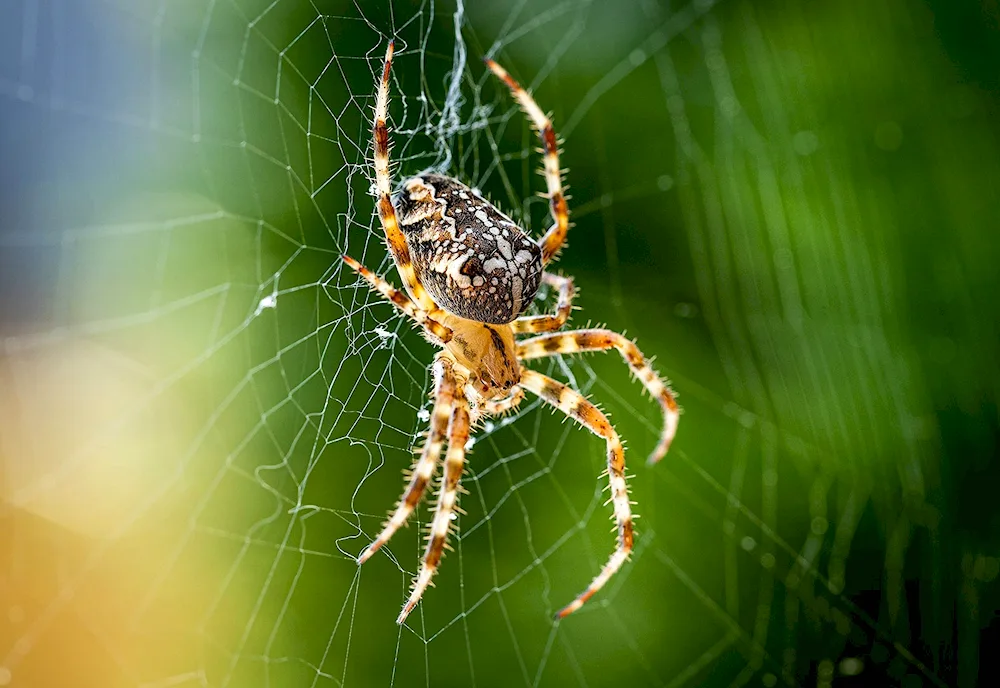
[345, 41, 680, 624]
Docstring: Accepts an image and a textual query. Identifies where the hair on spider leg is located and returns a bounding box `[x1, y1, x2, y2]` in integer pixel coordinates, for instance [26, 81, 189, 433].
[599, 472, 638, 495]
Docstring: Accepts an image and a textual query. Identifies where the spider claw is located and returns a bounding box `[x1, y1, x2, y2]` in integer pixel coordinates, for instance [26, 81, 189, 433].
[555, 598, 585, 619]
[357, 545, 376, 564]
[647, 444, 671, 466]
[647, 414, 678, 465]
[396, 600, 417, 625]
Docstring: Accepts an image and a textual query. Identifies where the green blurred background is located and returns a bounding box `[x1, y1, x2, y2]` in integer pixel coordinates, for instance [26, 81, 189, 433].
[1, 0, 998, 686]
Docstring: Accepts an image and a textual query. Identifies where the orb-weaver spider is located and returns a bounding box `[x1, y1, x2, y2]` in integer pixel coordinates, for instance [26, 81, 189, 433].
[345, 41, 680, 624]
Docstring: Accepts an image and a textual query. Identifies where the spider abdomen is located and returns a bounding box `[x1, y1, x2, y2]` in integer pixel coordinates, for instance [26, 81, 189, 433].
[394, 173, 542, 324]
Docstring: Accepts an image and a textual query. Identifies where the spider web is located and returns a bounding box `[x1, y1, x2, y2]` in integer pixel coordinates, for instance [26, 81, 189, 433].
[0, 0, 985, 686]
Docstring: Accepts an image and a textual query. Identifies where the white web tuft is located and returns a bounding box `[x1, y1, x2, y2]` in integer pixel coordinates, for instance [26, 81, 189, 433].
[0, 0, 956, 687]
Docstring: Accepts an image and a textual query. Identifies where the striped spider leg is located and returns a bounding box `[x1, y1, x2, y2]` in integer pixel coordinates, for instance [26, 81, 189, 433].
[342, 255, 452, 344]
[357, 353, 456, 565]
[373, 41, 436, 310]
[398, 373, 471, 624]
[346, 249, 474, 625]
[517, 369, 634, 618]
[511, 272, 575, 334]
[480, 387, 525, 416]
[518, 329, 680, 464]
[484, 58, 569, 265]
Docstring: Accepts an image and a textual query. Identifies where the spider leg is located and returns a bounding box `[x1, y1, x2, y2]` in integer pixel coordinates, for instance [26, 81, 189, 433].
[358, 354, 456, 564]
[481, 387, 525, 416]
[373, 41, 435, 310]
[518, 369, 633, 618]
[397, 377, 471, 624]
[468, 387, 522, 428]
[484, 59, 568, 265]
[343, 255, 453, 344]
[511, 272, 575, 334]
[518, 329, 679, 464]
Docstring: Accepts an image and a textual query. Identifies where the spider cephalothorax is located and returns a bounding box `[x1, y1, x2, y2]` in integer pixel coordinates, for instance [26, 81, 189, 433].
[439, 312, 520, 399]
[345, 41, 681, 624]
[395, 173, 543, 324]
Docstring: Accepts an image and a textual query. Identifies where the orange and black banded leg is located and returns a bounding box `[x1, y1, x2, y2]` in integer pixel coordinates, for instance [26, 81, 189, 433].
[358, 354, 457, 564]
[343, 255, 452, 345]
[373, 41, 435, 309]
[512, 273, 575, 334]
[397, 378, 472, 624]
[518, 329, 679, 464]
[484, 58, 569, 265]
[518, 369, 634, 618]
[481, 387, 525, 416]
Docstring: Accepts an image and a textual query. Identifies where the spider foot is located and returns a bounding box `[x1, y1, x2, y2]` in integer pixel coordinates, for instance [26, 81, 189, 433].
[554, 594, 589, 620]
[646, 404, 680, 465]
[357, 544, 377, 565]
[397, 599, 418, 625]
